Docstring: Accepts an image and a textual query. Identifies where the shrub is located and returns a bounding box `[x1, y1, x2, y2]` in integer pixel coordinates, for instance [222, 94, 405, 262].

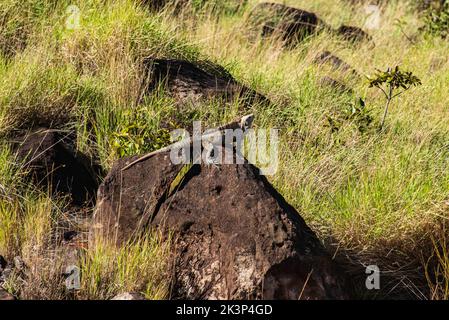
[368, 66, 422, 131]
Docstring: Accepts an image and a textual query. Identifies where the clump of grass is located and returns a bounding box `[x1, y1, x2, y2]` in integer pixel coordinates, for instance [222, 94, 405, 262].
[0, 50, 79, 132]
[0, 188, 62, 298]
[0, 136, 171, 299]
[79, 232, 172, 300]
[0, 144, 65, 299]
[0, 0, 204, 133]
[0, 0, 63, 58]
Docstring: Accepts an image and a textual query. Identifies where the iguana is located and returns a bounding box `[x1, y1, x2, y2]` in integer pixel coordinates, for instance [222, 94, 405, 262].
[121, 114, 254, 171]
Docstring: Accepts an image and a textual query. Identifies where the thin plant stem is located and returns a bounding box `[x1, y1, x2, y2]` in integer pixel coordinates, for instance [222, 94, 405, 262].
[380, 84, 393, 131]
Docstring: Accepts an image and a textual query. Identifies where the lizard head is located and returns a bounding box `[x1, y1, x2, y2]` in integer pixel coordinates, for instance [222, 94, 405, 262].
[240, 114, 254, 131]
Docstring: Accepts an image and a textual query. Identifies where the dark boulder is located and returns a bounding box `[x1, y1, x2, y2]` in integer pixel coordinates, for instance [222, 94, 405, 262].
[91, 153, 182, 243]
[11, 128, 101, 206]
[92, 150, 353, 299]
[142, 0, 247, 13]
[314, 51, 359, 76]
[249, 3, 329, 45]
[336, 25, 372, 43]
[249, 3, 371, 46]
[144, 59, 268, 108]
[141, 0, 167, 11]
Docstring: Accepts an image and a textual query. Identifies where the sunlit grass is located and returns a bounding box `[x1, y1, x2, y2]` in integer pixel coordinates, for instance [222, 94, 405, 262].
[0, 0, 448, 299]
[79, 231, 171, 300]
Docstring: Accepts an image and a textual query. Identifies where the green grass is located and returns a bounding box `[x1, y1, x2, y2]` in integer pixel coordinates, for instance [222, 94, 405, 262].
[0, 0, 448, 299]
[79, 231, 171, 300]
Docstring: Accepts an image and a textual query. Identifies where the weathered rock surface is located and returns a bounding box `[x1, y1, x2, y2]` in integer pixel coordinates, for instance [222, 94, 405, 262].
[91, 153, 182, 243]
[142, 0, 247, 13]
[336, 25, 372, 43]
[141, 0, 167, 11]
[249, 3, 371, 46]
[11, 128, 101, 206]
[249, 3, 328, 45]
[144, 59, 268, 108]
[314, 51, 359, 76]
[92, 151, 352, 299]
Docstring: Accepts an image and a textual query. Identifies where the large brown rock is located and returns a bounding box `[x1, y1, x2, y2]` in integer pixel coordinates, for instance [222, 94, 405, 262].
[142, 0, 247, 13]
[249, 3, 371, 46]
[248, 3, 329, 45]
[11, 128, 101, 206]
[92, 151, 352, 299]
[335, 25, 372, 43]
[91, 153, 182, 243]
[144, 59, 268, 108]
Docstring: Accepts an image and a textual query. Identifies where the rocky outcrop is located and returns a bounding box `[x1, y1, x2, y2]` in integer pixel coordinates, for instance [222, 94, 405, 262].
[11, 128, 101, 206]
[144, 59, 268, 108]
[335, 25, 372, 43]
[248, 2, 329, 45]
[249, 3, 371, 46]
[91, 150, 353, 299]
[91, 153, 183, 243]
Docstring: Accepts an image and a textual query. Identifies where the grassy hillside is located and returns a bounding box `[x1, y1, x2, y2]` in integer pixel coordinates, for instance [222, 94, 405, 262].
[0, 0, 448, 299]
